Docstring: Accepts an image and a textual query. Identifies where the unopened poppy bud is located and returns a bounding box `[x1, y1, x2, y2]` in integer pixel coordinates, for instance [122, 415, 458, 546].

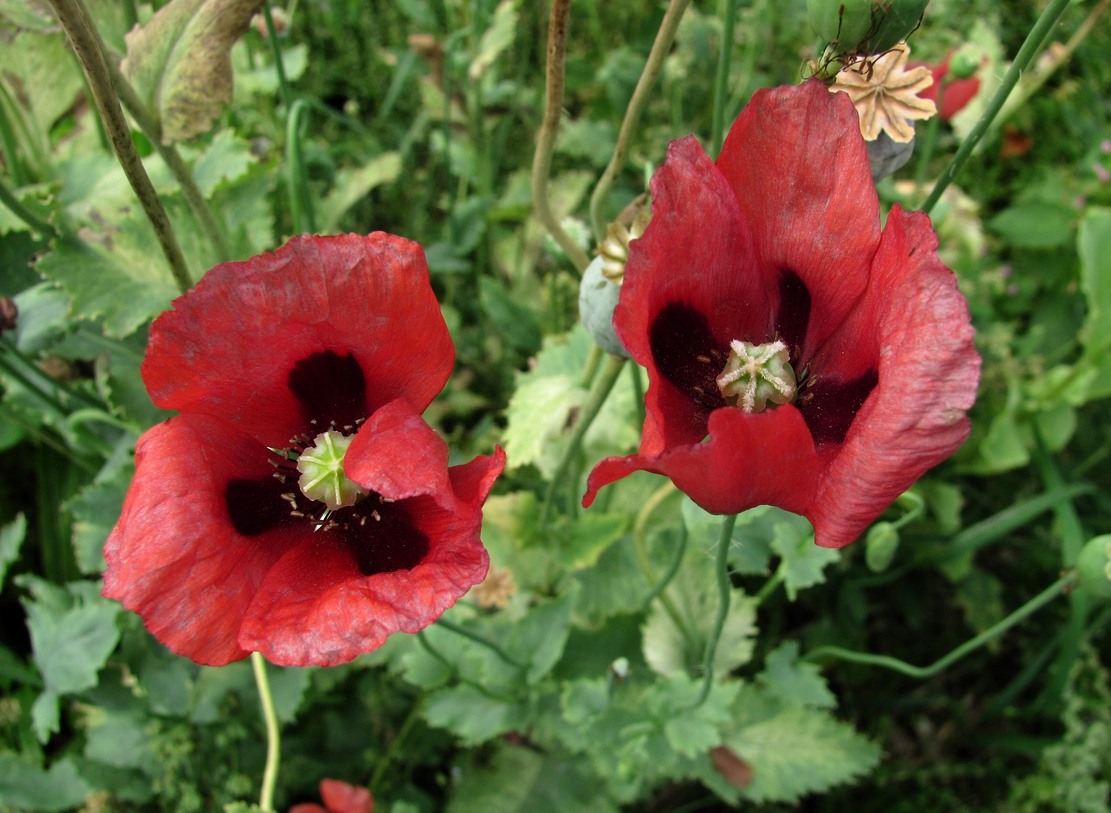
[579, 256, 631, 358]
[865, 521, 900, 572]
[296, 430, 368, 510]
[1076, 534, 1111, 601]
[808, 0, 929, 56]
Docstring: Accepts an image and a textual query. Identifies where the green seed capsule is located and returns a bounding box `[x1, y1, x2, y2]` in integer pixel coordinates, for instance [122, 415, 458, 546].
[1076, 534, 1111, 601]
[807, 0, 929, 56]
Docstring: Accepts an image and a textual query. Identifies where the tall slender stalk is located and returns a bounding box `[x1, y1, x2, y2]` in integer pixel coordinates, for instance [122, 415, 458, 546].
[690, 513, 737, 708]
[589, 0, 692, 243]
[48, 0, 192, 294]
[710, 0, 738, 157]
[921, 0, 1072, 215]
[250, 652, 281, 812]
[531, 0, 591, 274]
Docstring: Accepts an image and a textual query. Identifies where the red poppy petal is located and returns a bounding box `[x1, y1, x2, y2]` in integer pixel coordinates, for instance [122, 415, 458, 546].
[239, 491, 489, 666]
[449, 446, 507, 507]
[344, 398, 454, 506]
[938, 77, 980, 120]
[716, 80, 881, 359]
[619, 136, 772, 453]
[142, 233, 453, 448]
[585, 405, 820, 517]
[808, 207, 980, 548]
[320, 779, 374, 813]
[102, 414, 305, 665]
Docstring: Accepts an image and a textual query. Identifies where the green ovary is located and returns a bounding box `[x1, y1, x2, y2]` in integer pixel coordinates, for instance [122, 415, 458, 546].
[296, 430, 368, 510]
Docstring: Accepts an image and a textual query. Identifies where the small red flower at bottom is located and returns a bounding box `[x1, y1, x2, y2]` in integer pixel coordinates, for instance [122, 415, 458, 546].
[915, 50, 981, 120]
[290, 779, 373, 813]
[582, 81, 980, 549]
[103, 234, 504, 667]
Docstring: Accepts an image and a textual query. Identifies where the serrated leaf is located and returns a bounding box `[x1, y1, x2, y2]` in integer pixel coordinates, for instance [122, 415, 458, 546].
[551, 512, 626, 571]
[758, 642, 836, 709]
[448, 745, 617, 813]
[192, 129, 258, 197]
[67, 462, 133, 576]
[770, 519, 838, 601]
[317, 152, 403, 232]
[423, 684, 526, 745]
[682, 500, 776, 575]
[0, 513, 26, 587]
[507, 592, 575, 683]
[467, 0, 519, 81]
[642, 552, 757, 679]
[18, 576, 120, 740]
[724, 701, 880, 803]
[122, 0, 265, 143]
[0, 754, 91, 812]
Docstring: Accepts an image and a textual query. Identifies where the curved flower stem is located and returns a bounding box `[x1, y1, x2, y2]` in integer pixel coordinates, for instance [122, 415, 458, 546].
[710, 0, 738, 157]
[753, 570, 783, 605]
[48, 0, 192, 294]
[920, 0, 1071, 215]
[803, 573, 1076, 679]
[632, 482, 689, 637]
[0, 177, 57, 238]
[105, 60, 232, 261]
[263, 0, 295, 111]
[589, 0, 692, 243]
[690, 513, 737, 709]
[435, 617, 529, 671]
[539, 354, 627, 528]
[250, 652, 281, 813]
[531, 0, 591, 274]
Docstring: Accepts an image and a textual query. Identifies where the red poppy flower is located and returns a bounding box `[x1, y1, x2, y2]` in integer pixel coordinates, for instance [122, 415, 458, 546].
[103, 234, 504, 667]
[582, 80, 979, 549]
[915, 51, 981, 120]
[290, 779, 373, 813]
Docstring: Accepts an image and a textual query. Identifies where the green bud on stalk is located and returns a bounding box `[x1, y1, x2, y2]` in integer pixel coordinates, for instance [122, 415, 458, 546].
[1076, 534, 1111, 601]
[865, 521, 900, 573]
[807, 0, 929, 56]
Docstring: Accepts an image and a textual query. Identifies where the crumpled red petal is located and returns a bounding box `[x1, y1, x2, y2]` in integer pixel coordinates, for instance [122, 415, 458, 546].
[289, 779, 374, 813]
[807, 206, 980, 547]
[238, 400, 504, 666]
[102, 413, 305, 666]
[142, 233, 454, 449]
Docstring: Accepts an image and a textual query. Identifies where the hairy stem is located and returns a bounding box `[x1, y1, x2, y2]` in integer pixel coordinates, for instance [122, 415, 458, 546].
[250, 652, 281, 812]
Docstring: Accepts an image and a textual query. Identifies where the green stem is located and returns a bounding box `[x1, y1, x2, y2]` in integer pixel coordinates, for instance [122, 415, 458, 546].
[539, 354, 627, 527]
[754, 570, 783, 605]
[262, 0, 295, 111]
[589, 0, 692, 242]
[632, 482, 690, 637]
[0, 176, 57, 237]
[286, 99, 316, 234]
[48, 0, 192, 293]
[803, 574, 1076, 679]
[435, 617, 528, 671]
[1033, 433, 1089, 707]
[106, 59, 232, 261]
[920, 0, 1072, 215]
[531, 0, 591, 274]
[250, 652, 281, 812]
[912, 78, 944, 199]
[369, 698, 423, 798]
[710, 0, 737, 157]
[691, 513, 737, 708]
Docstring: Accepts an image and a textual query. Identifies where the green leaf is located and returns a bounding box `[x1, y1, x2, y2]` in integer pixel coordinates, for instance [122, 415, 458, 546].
[0, 513, 26, 588]
[550, 512, 627, 571]
[642, 552, 757, 678]
[18, 577, 121, 741]
[67, 459, 133, 576]
[682, 500, 777, 575]
[448, 744, 617, 813]
[720, 686, 880, 803]
[757, 642, 836, 709]
[317, 152, 403, 232]
[989, 201, 1076, 249]
[770, 519, 839, 601]
[122, 0, 266, 143]
[507, 592, 575, 683]
[423, 684, 527, 745]
[0, 754, 91, 812]
[479, 276, 542, 355]
[1078, 207, 1111, 352]
[192, 129, 258, 197]
[267, 666, 312, 724]
[467, 0, 519, 81]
